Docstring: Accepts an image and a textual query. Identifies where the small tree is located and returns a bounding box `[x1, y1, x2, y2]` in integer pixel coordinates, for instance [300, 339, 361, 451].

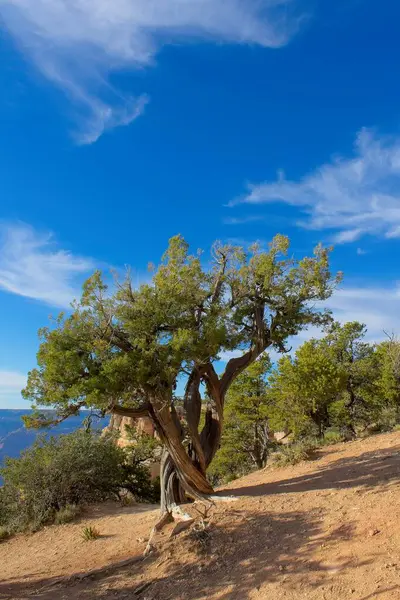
[269, 322, 381, 437]
[322, 322, 380, 433]
[269, 339, 344, 437]
[23, 235, 339, 524]
[376, 337, 400, 406]
[209, 355, 272, 482]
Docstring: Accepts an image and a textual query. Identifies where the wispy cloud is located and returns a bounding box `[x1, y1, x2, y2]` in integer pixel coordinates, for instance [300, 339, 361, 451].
[0, 370, 26, 399]
[218, 283, 400, 364]
[327, 285, 400, 341]
[294, 284, 400, 348]
[0, 0, 299, 143]
[0, 223, 94, 308]
[234, 129, 400, 243]
[74, 95, 149, 146]
[223, 215, 265, 226]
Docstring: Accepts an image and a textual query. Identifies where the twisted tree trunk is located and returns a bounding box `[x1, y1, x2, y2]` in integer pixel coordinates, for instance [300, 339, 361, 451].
[112, 322, 269, 529]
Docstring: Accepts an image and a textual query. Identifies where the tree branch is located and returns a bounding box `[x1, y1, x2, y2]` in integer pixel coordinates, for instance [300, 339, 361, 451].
[184, 368, 206, 472]
[110, 403, 151, 419]
[220, 304, 269, 396]
[211, 251, 228, 305]
[23, 401, 88, 429]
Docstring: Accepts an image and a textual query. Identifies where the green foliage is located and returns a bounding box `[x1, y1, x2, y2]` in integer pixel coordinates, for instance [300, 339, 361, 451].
[21, 234, 338, 473]
[321, 430, 346, 445]
[269, 339, 344, 437]
[212, 322, 400, 478]
[272, 438, 319, 467]
[376, 338, 400, 406]
[124, 425, 161, 463]
[120, 427, 161, 504]
[81, 526, 100, 541]
[0, 526, 9, 542]
[0, 430, 157, 534]
[208, 355, 273, 483]
[54, 504, 80, 525]
[268, 322, 384, 437]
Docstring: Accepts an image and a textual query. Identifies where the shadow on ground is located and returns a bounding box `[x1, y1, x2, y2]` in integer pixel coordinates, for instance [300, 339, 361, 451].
[0, 508, 371, 600]
[220, 445, 400, 498]
[2, 443, 400, 599]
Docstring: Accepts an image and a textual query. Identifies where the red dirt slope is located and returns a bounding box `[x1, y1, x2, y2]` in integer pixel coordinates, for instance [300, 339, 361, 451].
[2, 431, 400, 599]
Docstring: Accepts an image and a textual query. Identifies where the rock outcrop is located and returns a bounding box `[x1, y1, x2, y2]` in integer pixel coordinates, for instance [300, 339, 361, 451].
[104, 414, 160, 478]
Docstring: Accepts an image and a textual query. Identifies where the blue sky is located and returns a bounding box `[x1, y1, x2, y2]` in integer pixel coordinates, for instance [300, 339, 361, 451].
[1, 0, 400, 408]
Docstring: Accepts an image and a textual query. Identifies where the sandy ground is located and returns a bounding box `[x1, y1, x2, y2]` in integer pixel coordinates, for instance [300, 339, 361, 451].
[2, 432, 400, 599]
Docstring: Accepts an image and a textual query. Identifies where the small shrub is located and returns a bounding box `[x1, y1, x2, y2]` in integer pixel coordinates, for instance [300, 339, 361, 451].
[272, 438, 319, 467]
[0, 526, 9, 542]
[393, 424, 400, 432]
[119, 492, 136, 507]
[322, 430, 345, 446]
[81, 526, 100, 541]
[364, 407, 399, 434]
[55, 504, 80, 525]
[26, 520, 43, 534]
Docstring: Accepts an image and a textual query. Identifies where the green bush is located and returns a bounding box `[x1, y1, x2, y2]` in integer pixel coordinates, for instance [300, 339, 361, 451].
[372, 407, 398, 433]
[272, 438, 319, 467]
[54, 504, 80, 525]
[0, 430, 158, 534]
[321, 430, 346, 446]
[81, 525, 100, 541]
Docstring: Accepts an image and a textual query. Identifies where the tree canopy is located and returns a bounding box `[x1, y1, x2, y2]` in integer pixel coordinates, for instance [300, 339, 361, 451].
[23, 234, 339, 515]
[268, 321, 390, 438]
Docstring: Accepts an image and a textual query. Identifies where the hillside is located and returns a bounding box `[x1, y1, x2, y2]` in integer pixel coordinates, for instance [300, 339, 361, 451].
[2, 431, 400, 600]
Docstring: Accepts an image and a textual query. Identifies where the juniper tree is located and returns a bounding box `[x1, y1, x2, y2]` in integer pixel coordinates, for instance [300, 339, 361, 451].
[23, 234, 339, 521]
[269, 322, 380, 437]
[268, 339, 344, 437]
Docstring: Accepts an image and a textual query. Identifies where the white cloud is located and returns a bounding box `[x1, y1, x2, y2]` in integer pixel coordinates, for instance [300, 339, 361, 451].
[0, 370, 27, 405]
[0, 223, 94, 308]
[0, 0, 298, 143]
[292, 285, 400, 349]
[74, 95, 149, 146]
[332, 228, 363, 244]
[235, 129, 400, 242]
[0, 371, 26, 391]
[223, 215, 264, 226]
[326, 285, 400, 341]
[218, 283, 400, 365]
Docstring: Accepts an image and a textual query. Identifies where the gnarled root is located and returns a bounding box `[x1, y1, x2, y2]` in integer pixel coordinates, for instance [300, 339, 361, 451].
[144, 504, 195, 556]
[144, 511, 174, 556]
[169, 505, 195, 538]
[144, 494, 238, 556]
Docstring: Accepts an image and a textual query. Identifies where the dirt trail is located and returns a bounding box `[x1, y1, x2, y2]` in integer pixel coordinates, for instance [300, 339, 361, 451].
[2, 432, 400, 599]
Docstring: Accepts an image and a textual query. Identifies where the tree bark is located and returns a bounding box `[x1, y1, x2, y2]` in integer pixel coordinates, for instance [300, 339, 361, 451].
[114, 304, 271, 520]
[149, 389, 215, 514]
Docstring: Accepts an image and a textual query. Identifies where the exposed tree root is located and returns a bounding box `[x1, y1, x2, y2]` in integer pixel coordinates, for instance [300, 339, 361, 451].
[144, 511, 174, 556]
[144, 503, 196, 555]
[206, 495, 239, 503]
[144, 494, 237, 555]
